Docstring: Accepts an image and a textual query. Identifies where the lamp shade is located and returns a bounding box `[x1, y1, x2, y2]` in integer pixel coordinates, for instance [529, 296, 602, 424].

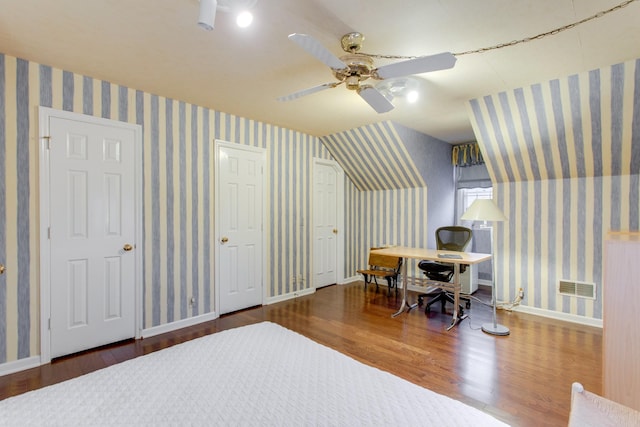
[460, 199, 507, 222]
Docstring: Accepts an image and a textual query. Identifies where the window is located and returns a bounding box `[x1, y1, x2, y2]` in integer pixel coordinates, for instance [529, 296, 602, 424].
[456, 187, 493, 227]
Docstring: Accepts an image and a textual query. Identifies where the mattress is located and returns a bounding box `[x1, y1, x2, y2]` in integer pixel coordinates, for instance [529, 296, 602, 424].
[0, 322, 508, 426]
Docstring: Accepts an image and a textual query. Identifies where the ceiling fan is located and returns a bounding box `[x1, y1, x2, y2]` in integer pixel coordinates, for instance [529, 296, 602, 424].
[277, 32, 457, 113]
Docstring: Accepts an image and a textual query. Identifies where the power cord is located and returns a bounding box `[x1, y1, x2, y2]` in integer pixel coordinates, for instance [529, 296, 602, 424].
[443, 287, 525, 331]
[465, 293, 493, 308]
[496, 288, 524, 311]
[461, 287, 524, 313]
[463, 315, 483, 331]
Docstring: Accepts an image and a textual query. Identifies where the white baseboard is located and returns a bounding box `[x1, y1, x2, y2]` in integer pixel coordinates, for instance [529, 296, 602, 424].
[513, 305, 603, 328]
[265, 287, 316, 305]
[141, 311, 219, 338]
[340, 275, 360, 284]
[0, 356, 41, 377]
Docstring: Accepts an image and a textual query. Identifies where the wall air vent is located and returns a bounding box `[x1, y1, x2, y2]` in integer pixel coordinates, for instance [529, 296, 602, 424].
[558, 280, 596, 299]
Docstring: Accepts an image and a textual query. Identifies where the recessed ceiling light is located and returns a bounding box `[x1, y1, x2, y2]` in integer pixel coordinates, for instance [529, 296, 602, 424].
[407, 90, 419, 103]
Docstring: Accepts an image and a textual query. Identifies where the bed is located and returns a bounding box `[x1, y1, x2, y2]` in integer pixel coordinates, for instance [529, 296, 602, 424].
[0, 322, 508, 426]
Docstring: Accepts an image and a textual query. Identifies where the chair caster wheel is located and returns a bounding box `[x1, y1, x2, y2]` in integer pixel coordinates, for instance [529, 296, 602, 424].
[425, 305, 431, 314]
[466, 302, 471, 309]
[417, 296, 424, 306]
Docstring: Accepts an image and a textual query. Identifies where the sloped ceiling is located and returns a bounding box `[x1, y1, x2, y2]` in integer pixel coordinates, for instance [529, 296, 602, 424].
[321, 121, 453, 191]
[321, 122, 425, 191]
[469, 57, 640, 183]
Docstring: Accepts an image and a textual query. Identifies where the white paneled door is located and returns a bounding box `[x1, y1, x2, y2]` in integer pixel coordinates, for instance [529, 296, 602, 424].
[216, 142, 264, 315]
[313, 161, 338, 288]
[48, 116, 137, 359]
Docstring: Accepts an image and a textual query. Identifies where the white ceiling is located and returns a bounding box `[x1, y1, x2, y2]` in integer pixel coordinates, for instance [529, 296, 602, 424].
[1, 0, 639, 143]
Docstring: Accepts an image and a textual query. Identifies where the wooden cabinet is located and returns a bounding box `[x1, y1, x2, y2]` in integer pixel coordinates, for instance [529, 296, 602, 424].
[603, 232, 640, 411]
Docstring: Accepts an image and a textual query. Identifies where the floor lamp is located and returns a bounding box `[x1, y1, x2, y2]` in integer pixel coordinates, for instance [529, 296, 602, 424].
[460, 199, 509, 336]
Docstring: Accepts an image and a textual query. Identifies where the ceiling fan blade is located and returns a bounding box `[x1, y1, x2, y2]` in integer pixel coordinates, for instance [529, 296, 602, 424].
[277, 82, 342, 102]
[288, 33, 348, 70]
[374, 52, 457, 79]
[358, 86, 394, 113]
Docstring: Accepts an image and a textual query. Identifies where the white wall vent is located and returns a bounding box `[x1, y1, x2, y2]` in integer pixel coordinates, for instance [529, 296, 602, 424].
[558, 280, 596, 299]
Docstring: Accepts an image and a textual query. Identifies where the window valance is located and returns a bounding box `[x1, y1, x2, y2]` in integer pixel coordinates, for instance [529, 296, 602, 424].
[452, 143, 484, 167]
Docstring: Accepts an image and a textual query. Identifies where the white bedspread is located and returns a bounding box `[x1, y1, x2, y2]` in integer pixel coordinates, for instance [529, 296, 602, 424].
[0, 322, 508, 426]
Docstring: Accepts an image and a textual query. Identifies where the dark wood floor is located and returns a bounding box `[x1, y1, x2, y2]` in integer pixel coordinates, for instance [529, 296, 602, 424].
[0, 282, 601, 426]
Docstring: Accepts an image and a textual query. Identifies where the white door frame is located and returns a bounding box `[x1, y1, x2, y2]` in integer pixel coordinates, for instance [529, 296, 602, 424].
[312, 158, 345, 287]
[38, 107, 143, 364]
[213, 140, 267, 314]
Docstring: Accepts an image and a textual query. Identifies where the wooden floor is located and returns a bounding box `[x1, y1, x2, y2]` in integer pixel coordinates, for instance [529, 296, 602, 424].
[0, 282, 601, 426]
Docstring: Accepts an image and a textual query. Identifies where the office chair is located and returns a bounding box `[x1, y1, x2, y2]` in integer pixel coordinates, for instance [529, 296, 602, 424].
[417, 226, 473, 315]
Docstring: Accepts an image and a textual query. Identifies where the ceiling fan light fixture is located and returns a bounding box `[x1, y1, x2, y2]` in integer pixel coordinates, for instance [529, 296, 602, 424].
[376, 77, 420, 103]
[198, 0, 217, 31]
[407, 90, 419, 103]
[280, 32, 453, 113]
[345, 75, 360, 90]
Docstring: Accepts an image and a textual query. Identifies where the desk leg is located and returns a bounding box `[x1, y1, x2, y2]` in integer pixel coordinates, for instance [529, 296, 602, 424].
[392, 258, 408, 317]
[446, 263, 461, 331]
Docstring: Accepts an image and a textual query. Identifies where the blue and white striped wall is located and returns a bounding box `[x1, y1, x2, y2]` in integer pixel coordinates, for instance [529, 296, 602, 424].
[0, 52, 332, 366]
[323, 122, 455, 279]
[268, 128, 333, 297]
[344, 183, 430, 279]
[469, 57, 640, 321]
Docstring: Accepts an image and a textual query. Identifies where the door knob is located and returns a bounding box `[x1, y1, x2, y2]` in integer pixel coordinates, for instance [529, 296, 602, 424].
[333, 229, 338, 234]
[0, 264, 5, 275]
[123, 244, 133, 252]
[221, 237, 229, 243]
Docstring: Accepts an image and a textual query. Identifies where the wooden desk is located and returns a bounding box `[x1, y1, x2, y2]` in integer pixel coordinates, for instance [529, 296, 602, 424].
[371, 246, 491, 330]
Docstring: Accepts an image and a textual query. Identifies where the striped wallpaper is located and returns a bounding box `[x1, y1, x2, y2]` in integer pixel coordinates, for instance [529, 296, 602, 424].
[327, 122, 455, 278]
[320, 121, 427, 191]
[344, 183, 431, 280]
[469, 57, 640, 320]
[0, 52, 332, 366]
[268, 128, 334, 297]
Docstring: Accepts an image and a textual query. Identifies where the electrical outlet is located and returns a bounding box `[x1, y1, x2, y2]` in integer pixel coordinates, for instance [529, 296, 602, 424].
[518, 288, 524, 299]
[189, 297, 196, 306]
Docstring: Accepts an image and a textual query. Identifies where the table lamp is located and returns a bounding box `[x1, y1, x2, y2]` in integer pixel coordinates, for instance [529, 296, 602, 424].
[460, 199, 509, 336]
